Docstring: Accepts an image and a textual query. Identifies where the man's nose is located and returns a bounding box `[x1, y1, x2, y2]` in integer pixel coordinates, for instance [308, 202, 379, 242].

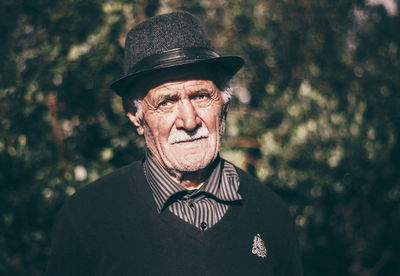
[175, 100, 201, 131]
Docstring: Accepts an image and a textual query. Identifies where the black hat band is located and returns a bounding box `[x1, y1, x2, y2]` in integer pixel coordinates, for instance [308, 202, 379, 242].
[128, 47, 220, 75]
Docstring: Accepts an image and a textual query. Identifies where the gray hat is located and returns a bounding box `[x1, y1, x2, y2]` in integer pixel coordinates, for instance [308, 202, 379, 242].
[110, 11, 244, 97]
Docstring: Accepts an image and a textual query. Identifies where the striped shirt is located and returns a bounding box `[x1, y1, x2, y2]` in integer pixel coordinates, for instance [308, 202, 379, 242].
[143, 150, 242, 231]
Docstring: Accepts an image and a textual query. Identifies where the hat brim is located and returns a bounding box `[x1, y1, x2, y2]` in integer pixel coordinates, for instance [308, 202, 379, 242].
[110, 56, 244, 97]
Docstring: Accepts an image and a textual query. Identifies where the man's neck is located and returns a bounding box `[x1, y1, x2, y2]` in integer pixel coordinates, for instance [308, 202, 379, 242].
[177, 172, 206, 190]
[171, 156, 220, 190]
[146, 149, 219, 190]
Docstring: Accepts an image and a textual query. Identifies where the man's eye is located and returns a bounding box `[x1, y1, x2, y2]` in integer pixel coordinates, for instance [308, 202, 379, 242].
[159, 100, 171, 107]
[193, 94, 210, 100]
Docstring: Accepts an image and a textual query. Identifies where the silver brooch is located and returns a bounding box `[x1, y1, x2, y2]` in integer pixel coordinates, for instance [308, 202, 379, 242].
[252, 233, 267, 259]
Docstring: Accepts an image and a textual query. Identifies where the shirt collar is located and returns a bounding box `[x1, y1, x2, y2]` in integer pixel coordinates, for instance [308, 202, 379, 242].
[143, 149, 242, 213]
[143, 149, 184, 212]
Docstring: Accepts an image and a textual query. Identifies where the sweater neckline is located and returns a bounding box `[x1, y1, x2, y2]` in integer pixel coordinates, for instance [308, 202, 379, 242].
[127, 160, 249, 240]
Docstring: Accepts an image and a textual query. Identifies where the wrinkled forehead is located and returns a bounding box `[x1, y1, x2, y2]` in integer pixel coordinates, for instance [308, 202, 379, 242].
[149, 79, 217, 96]
[126, 64, 227, 100]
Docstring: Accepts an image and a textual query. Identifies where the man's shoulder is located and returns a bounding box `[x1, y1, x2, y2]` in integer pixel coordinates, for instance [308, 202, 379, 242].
[226, 160, 293, 219]
[62, 160, 144, 211]
[78, 160, 142, 193]
[228, 161, 280, 199]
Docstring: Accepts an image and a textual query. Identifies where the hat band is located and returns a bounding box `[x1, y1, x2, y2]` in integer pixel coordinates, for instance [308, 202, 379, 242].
[128, 47, 220, 74]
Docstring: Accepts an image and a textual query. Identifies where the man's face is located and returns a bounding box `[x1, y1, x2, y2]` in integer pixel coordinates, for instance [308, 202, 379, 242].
[132, 78, 226, 175]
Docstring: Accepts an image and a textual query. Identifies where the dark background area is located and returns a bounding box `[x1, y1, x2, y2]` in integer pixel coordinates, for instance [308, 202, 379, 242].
[1, 0, 399, 275]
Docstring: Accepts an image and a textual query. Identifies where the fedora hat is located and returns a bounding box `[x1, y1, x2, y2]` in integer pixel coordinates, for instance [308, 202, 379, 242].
[110, 11, 244, 97]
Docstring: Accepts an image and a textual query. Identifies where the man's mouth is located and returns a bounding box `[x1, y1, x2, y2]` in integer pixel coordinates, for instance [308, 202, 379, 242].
[172, 136, 207, 144]
[168, 127, 210, 144]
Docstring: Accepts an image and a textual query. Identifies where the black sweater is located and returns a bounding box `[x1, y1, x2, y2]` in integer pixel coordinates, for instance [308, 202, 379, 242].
[46, 160, 302, 275]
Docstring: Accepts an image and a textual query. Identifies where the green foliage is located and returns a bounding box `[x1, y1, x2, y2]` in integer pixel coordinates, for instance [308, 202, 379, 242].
[1, 0, 399, 275]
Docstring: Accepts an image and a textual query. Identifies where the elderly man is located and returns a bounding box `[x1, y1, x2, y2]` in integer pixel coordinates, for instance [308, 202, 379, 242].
[46, 11, 302, 275]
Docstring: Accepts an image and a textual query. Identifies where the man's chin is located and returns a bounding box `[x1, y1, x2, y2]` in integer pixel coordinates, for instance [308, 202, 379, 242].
[173, 161, 208, 173]
[168, 154, 214, 173]
[162, 142, 218, 173]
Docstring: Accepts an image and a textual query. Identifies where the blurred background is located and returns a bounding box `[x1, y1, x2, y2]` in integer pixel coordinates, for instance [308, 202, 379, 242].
[1, 0, 399, 275]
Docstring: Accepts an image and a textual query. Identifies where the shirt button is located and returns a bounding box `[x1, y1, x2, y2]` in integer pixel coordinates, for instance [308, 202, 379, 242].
[200, 222, 207, 230]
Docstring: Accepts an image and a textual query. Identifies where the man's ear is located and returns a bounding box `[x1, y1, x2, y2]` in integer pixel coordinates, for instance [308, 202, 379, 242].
[127, 112, 144, 135]
[222, 102, 230, 115]
[225, 102, 230, 113]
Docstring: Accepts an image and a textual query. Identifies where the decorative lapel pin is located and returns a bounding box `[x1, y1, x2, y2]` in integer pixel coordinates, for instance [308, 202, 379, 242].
[252, 233, 267, 259]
